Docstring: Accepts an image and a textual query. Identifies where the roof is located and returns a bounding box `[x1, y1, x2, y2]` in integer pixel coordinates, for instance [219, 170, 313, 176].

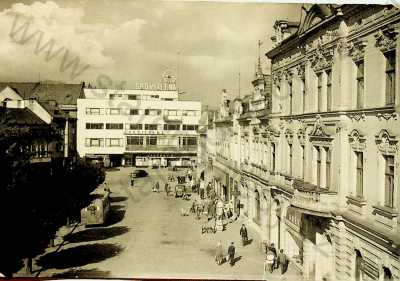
[0, 82, 39, 98]
[0, 82, 83, 106]
[0, 107, 46, 126]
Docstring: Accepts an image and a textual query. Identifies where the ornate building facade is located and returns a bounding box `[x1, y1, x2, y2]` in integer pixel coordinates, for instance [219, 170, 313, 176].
[212, 4, 399, 281]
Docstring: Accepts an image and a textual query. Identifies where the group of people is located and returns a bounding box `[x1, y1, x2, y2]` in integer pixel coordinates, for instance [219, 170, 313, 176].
[264, 243, 288, 275]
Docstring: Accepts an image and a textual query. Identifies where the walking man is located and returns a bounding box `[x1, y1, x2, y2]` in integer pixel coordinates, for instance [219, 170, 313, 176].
[278, 249, 288, 274]
[227, 242, 236, 266]
[130, 178, 134, 187]
[239, 224, 248, 246]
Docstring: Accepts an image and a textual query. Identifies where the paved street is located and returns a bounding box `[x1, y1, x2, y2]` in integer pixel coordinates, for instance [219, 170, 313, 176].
[23, 167, 300, 280]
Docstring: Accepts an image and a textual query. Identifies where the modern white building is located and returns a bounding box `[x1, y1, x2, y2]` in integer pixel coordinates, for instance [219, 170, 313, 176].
[77, 83, 202, 167]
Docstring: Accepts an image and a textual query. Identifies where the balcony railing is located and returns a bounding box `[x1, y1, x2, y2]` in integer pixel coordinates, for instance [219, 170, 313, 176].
[126, 145, 197, 152]
[291, 178, 337, 216]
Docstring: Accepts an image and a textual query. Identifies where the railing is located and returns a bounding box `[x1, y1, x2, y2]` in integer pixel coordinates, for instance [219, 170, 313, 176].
[125, 145, 197, 152]
[291, 178, 337, 215]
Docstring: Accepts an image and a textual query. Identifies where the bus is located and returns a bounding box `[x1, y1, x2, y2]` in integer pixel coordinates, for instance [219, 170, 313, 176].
[80, 191, 110, 226]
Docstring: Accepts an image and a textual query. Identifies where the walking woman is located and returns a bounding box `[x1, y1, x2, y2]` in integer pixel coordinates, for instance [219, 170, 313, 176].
[215, 241, 224, 265]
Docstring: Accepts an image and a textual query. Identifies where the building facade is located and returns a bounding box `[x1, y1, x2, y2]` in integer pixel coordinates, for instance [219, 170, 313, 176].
[77, 82, 202, 167]
[212, 4, 400, 281]
[0, 82, 83, 164]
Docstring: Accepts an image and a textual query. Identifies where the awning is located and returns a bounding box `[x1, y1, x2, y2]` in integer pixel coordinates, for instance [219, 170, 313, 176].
[213, 166, 228, 184]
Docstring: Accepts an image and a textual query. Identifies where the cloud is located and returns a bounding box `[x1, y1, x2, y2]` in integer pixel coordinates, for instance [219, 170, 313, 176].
[0, 0, 301, 106]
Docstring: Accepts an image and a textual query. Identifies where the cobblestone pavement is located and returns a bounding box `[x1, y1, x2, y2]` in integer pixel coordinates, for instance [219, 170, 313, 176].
[18, 167, 301, 280]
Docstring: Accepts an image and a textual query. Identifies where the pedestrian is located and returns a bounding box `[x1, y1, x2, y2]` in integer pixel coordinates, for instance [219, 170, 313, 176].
[263, 254, 272, 280]
[278, 249, 288, 275]
[266, 250, 275, 273]
[236, 199, 241, 215]
[269, 243, 277, 268]
[227, 242, 236, 266]
[130, 178, 134, 187]
[164, 182, 169, 195]
[239, 224, 248, 246]
[215, 241, 224, 265]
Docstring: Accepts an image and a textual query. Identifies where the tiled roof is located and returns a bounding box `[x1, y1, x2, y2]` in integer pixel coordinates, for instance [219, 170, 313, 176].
[0, 107, 46, 126]
[0, 82, 39, 98]
[0, 82, 83, 105]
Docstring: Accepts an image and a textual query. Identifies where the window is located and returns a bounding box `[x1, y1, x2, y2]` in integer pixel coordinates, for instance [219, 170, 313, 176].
[129, 109, 139, 115]
[383, 267, 393, 281]
[145, 124, 158, 130]
[326, 70, 332, 111]
[355, 250, 363, 281]
[106, 138, 122, 147]
[145, 109, 161, 116]
[355, 152, 363, 197]
[86, 123, 103, 129]
[325, 147, 331, 189]
[86, 108, 101, 115]
[128, 95, 137, 100]
[146, 136, 157, 146]
[182, 137, 197, 146]
[106, 123, 123, 130]
[316, 147, 321, 186]
[288, 144, 293, 175]
[317, 73, 323, 112]
[127, 136, 143, 146]
[85, 138, 104, 147]
[288, 80, 293, 115]
[302, 77, 306, 113]
[129, 124, 142, 130]
[167, 110, 177, 116]
[384, 155, 395, 208]
[164, 124, 180, 130]
[385, 50, 396, 105]
[109, 108, 120, 115]
[109, 94, 121, 100]
[272, 143, 276, 171]
[356, 61, 365, 109]
[182, 124, 198, 130]
[302, 145, 306, 179]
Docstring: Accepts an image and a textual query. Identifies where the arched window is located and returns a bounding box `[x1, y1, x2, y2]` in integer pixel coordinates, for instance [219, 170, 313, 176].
[383, 267, 393, 281]
[355, 250, 363, 281]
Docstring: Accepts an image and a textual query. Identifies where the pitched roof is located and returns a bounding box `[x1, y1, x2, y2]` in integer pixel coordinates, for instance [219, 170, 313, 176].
[30, 83, 83, 105]
[0, 82, 39, 98]
[0, 107, 46, 126]
[0, 82, 83, 105]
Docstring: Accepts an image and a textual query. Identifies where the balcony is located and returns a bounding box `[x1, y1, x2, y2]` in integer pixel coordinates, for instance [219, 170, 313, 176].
[125, 145, 197, 152]
[291, 179, 337, 217]
[163, 115, 182, 122]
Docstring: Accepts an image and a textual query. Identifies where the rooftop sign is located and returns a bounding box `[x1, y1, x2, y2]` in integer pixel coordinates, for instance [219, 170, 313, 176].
[134, 82, 176, 91]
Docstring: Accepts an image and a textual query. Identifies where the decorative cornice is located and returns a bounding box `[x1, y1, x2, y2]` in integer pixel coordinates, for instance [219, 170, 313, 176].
[347, 38, 368, 62]
[348, 129, 367, 151]
[375, 129, 398, 154]
[376, 112, 398, 121]
[375, 27, 399, 53]
[309, 47, 335, 72]
[348, 113, 366, 122]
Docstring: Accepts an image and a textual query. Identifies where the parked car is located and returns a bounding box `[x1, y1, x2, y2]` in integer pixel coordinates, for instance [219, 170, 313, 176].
[175, 184, 185, 197]
[131, 169, 148, 178]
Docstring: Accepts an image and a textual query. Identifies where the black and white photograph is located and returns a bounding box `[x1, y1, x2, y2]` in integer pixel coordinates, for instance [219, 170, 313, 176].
[0, 0, 399, 280]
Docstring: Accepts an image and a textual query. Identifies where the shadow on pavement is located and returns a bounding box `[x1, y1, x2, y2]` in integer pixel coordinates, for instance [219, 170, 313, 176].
[64, 226, 129, 243]
[37, 243, 123, 270]
[109, 196, 128, 203]
[105, 208, 126, 226]
[52, 268, 111, 278]
[245, 238, 253, 246]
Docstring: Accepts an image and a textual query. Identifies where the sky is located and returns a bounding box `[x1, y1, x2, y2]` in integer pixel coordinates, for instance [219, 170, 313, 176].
[0, 0, 302, 108]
